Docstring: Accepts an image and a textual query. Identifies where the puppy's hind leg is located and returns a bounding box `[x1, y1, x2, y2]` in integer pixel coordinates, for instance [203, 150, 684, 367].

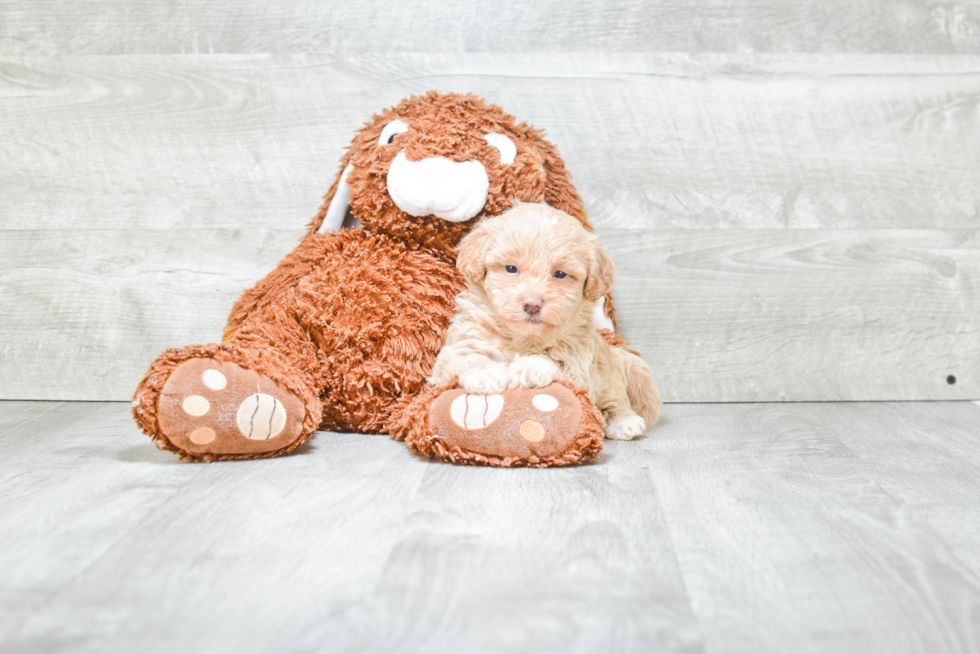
[619, 349, 662, 428]
[594, 345, 659, 440]
[596, 372, 648, 441]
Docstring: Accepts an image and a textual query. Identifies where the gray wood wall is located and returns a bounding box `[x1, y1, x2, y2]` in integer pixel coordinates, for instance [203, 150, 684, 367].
[2, 2, 978, 402]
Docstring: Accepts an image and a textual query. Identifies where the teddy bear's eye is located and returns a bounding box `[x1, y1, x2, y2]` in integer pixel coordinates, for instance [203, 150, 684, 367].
[378, 119, 409, 147]
[485, 133, 516, 164]
[553, 270, 567, 279]
[505, 265, 518, 274]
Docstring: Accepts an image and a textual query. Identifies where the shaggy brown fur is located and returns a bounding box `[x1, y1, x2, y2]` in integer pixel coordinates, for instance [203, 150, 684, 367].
[131, 91, 619, 462]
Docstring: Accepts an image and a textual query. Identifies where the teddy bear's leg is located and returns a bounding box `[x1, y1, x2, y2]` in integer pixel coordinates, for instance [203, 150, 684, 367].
[132, 311, 323, 461]
[392, 381, 604, 467]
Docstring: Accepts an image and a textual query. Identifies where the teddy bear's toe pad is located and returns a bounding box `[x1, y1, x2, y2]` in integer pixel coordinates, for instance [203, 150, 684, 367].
[431, 384, 583, 460]
[157, 358, 306, 456]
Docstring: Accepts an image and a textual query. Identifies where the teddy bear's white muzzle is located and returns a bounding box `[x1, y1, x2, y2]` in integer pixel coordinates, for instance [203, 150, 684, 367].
[386, 153, 489, 222]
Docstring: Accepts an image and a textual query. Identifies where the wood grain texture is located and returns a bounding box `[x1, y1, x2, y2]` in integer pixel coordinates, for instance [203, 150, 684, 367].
[2, 227, 976, 402]
[605, 228, 980, 402]
[0, 400, 701, 653]
[1, 0, 979, 56]
[0, 401, 425, 653]
[2, 53, 978, 402]
[2, 54, 978, 232]
[827, 401, 980, 614]
[296, 443, 703, 653]
[0, 402, 205, 645]
[0, 228, 301, 402]
[644, 401, 980, 654]
[4, 399, 980, 652]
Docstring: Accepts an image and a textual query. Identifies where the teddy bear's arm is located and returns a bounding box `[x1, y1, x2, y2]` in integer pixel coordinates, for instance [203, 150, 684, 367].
[223, 234, 338, 342]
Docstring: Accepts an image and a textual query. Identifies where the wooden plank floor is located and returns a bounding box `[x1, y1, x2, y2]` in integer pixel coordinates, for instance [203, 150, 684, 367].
[2, 400, 979, 653]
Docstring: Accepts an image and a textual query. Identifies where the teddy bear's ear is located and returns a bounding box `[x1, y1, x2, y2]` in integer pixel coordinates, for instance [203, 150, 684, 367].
[456, 221, 494, 285]
[584, 237, 615, 302]
[526, 128, 591, 231]
[306, 150, 354, 236]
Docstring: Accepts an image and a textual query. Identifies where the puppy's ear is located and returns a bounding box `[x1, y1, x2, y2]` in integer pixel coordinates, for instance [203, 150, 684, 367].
[456, 222, 493, 285]
[584, 238, 615, 301]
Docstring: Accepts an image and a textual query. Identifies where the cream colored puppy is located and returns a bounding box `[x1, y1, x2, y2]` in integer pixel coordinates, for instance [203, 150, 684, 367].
[429, 203, 661, 440]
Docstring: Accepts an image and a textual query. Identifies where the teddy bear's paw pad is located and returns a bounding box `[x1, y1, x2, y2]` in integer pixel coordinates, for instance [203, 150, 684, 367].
[157, 358, 306, 456]
[430, 384, 583, 460]
[449, 393, 504, 429]
[236, 394, 288, 440]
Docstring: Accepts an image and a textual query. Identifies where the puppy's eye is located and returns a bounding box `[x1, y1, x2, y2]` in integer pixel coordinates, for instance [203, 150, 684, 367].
[505, 265, 518, 274]
[378, 119, 409, 146]
[553, 270, 567, 279]
[485, 133, 517, 164]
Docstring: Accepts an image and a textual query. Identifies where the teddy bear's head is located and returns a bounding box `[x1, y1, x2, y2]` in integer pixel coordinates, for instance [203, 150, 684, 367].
[309, 91, 588, 252]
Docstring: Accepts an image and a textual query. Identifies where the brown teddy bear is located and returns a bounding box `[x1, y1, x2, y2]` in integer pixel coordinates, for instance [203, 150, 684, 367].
[132, 91, 622, 466]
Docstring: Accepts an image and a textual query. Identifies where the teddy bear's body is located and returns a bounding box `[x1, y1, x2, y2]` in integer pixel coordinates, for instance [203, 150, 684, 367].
[133, 92, 638, 465]
[225, 228, 463, 434]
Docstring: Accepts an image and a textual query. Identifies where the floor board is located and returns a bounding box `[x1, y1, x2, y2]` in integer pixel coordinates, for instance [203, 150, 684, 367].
[2, 400, 979, 653]
[644, 402, 980, 654]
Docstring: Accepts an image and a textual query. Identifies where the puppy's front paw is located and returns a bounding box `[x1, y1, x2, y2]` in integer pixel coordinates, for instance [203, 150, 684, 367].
[458, 363, 509, 395]
[507, 355, 559, 389]
[604, 414, 647, 441]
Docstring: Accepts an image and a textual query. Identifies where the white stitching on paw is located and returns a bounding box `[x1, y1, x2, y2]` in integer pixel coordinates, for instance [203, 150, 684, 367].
[450, 394, 504, 429]
[236, 394, 287, 440]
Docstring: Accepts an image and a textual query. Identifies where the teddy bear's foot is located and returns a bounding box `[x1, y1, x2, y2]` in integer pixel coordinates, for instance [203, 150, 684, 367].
[398, 381, 604, 467]
[150, 358, 308, 460]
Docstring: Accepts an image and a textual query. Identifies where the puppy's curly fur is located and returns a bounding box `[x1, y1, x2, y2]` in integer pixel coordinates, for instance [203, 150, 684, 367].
[429, 203, 661, 440]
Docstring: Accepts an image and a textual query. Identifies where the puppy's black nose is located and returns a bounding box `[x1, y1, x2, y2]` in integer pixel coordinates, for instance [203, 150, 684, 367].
[522, 297, 542, 315]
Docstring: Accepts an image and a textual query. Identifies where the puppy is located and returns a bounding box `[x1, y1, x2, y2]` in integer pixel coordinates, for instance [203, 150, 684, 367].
[429, 203, 661, 440]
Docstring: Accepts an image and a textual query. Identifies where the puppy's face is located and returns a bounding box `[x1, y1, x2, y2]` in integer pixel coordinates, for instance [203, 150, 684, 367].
[458, 204, 614, 337]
